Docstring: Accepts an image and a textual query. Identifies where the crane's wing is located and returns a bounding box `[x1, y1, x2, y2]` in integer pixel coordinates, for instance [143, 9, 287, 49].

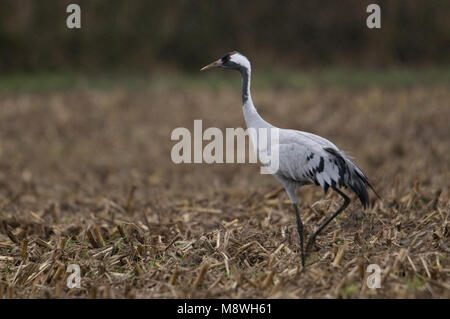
[277, 130, 374, 208]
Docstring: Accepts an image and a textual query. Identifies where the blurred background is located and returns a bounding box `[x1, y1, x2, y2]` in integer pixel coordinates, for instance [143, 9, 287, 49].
[1, 0, 449, 73]
[0, 0, 448, 194]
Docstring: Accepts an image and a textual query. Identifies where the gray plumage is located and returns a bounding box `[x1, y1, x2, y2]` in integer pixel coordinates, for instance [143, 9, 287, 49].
[274, 130, 373, 208]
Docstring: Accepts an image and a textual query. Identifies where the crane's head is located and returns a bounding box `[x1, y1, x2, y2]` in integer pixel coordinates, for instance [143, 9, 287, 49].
[200, 51, 250, 72]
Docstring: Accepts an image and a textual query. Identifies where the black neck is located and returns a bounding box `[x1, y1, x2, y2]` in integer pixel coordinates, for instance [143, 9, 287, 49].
[240, 67, 251, 104]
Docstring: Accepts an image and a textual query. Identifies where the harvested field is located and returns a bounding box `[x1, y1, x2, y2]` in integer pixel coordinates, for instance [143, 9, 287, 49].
[0, 77, 449, 298]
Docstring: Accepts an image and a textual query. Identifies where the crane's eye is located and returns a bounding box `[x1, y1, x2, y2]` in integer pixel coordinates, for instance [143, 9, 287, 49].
[221, 54, 231, 64]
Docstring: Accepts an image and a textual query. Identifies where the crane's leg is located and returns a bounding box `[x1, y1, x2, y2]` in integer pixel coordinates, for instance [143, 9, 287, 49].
[279, 181, 306, 267]
[306, 188, 350, 252]
[292, 203, 305, 268]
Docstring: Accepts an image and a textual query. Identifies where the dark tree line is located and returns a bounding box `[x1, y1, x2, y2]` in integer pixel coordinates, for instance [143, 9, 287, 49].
[0, 0, 448, 73]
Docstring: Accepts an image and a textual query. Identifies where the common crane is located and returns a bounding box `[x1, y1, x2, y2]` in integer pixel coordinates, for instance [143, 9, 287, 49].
[201, 51, 378, 267]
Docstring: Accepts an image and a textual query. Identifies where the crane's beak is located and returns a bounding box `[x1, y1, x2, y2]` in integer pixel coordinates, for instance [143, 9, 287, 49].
[200, 59, 222, 71]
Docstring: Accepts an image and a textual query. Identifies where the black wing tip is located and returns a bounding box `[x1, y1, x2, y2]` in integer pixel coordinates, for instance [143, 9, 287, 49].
[355, 179, 381, 209]
[352, 184, 370, 209]
[323, 146, 381, 208]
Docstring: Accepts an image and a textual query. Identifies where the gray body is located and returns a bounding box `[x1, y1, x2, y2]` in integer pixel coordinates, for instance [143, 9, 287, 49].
[238, 56, 371, 208]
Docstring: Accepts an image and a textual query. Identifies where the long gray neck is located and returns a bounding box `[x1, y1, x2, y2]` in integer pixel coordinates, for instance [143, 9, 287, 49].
[239, 67, 273, 130]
